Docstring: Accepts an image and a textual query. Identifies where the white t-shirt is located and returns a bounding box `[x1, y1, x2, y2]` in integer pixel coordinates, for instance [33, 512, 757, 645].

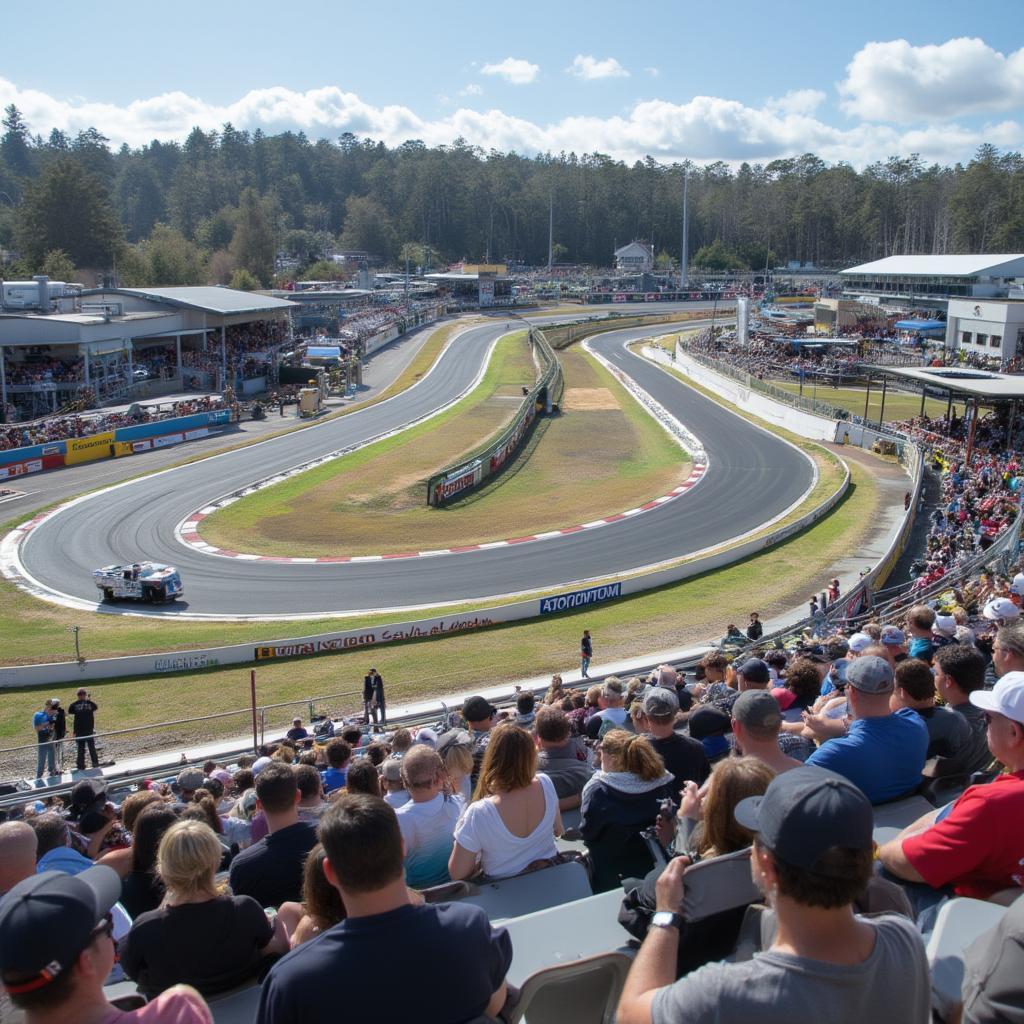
[594, 707, 629, 730]
[385, 790, 411, 810]
[396, 793, 465, 888]
[453, 774, 559, 879]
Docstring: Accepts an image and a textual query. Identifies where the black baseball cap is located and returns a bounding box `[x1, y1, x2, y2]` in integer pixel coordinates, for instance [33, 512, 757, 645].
[462, 696, 497, 723]
[687, 705, 732, 740]
[734, 766, 874, 870]
[0, 866, 121, 993]
[736, 658, 770, 685]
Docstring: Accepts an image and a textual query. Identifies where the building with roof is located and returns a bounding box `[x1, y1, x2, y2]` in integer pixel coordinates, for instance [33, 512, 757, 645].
[614, 242, 653, 274]
[840, 255, 1024, 309]
[1, 282, 296, 418]
[944, 298, 1024, 365]
[424, 265, 510, 307]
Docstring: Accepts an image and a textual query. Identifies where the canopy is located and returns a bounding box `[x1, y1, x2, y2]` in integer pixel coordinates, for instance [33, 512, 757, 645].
[894, 319, 946, 331]
[307, 346, 342, 361]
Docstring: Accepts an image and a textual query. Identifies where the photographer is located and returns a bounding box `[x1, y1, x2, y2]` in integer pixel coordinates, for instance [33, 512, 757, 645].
[68, 689, 99, 771]
[32, 700, 57, 780]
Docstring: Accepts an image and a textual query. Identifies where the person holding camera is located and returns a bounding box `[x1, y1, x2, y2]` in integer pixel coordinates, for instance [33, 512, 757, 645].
[362, 669, 386, 726]
[68, 688, 99, 771]
[32, 699, 57, 780]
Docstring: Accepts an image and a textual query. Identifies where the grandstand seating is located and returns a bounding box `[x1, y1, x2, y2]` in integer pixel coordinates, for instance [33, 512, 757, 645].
[504, 950, 631, 1024]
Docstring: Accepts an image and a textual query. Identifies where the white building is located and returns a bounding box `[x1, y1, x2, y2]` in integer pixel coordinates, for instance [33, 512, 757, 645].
[945, 298, 1024, 364]
[613, 242, 654, 274]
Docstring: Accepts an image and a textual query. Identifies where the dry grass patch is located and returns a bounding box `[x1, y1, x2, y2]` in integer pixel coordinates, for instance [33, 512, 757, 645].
[562, 388, 620, 411]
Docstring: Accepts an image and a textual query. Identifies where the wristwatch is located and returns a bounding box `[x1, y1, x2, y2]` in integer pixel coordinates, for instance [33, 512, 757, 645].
[650, 911, 685, 931]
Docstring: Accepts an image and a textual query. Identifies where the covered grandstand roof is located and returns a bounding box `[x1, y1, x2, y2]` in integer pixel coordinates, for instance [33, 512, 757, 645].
[841, 255, 1024, 278]
[875, 365, 1024, 400]
[95, 286, 297, 316]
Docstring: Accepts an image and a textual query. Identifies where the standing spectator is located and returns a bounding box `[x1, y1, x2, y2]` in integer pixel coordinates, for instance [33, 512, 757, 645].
[32, 700, 57, 780]
[450, 724, 562, 881]
[395, 747, 464, 888]
[229, 764, 319, 908]
[805, 656, 929, 803]
[535, 705, 594, 810]
[362, 668, 386, 725]
[746, 613, 763, 642]
[634, 688, 710, 798]
[0, 866, 213, 1024]
[256, 795, 512, 1023]
[68, 689, 99, 771]
[121, 821, 288, 998]
[49, 699, 67, 773]
[581, 629, 593, 678]
[616, 767, 930, 1024]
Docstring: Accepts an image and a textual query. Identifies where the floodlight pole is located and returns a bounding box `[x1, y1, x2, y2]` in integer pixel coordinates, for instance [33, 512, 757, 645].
[547, 192, 553, 272]
[680, 167, 689, 295]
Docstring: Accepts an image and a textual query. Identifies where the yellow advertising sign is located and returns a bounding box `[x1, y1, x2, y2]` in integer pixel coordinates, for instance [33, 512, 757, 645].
[113, 441, 135, 457]
[65, 432, 115, 465]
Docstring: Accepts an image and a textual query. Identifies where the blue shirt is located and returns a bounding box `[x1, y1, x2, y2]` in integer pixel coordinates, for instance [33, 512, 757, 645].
[33, 711, 51, 738]
[38, 845, 95, 875]
[806, 709, 928, 803]
[320, 766, 347, 794]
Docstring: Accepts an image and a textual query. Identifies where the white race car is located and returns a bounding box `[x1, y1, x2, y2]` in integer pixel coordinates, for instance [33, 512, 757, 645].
[93, 562, 184, 603]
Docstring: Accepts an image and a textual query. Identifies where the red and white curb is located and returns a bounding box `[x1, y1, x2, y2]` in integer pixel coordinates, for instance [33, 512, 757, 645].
[174, 461, 708, 563]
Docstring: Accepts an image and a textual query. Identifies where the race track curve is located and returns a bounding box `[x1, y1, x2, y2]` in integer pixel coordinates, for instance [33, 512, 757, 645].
[13, 318, 815, 618]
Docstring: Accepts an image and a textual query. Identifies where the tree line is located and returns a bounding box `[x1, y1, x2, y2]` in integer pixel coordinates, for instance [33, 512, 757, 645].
[1, 103, 1022, 288]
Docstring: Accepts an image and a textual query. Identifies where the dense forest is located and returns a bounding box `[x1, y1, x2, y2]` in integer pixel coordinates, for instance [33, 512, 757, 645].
[1, 103, 1023, 287]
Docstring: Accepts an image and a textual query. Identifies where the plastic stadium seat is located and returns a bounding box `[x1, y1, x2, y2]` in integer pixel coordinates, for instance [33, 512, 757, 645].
[871, 794, 935, 833]
[926, 898, 1006, 1023]
[680, 847, 761, 923]
[464, 860, 593, 922]
[560, 807, 582, 831]
[502, 890, 633, 989]
[503, 951, 631, 1024]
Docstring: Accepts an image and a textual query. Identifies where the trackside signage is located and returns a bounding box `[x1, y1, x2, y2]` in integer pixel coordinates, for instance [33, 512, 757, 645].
[539, 582, 622, 614]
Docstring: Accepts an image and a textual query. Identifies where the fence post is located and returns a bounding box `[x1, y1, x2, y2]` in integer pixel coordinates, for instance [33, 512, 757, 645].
[250, 670, 258, 753]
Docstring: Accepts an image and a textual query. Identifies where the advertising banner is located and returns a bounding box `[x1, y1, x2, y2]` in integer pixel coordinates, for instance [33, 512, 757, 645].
[0, 440, 66, 468]
[539, 582, 623, 615]
[0, 454, 64, 480]
[431, 460, 483, 505]
[65, 432, 115, 465]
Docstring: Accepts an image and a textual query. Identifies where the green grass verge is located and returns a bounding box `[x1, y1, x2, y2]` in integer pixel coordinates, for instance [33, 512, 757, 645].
[769, 380, 966, 424]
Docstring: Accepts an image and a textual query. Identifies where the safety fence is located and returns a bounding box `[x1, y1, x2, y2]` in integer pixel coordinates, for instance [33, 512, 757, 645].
[426, 326, 562, 506]
[0, 408, 234, 482]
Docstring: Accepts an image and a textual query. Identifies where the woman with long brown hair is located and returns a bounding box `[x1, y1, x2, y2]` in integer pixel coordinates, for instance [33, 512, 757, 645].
[448, 723, 563, 880]
[579, 729, 676, 891]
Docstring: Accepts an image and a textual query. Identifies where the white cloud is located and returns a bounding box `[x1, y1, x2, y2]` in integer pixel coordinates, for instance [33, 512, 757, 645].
[839, 37, 1024, 122]
[459, 83, 483, 97]
[644, 67, 660, 78]
[567, 55, 630, 80]
[0, 76, 1019, 169]
[480, 58, 539, 85]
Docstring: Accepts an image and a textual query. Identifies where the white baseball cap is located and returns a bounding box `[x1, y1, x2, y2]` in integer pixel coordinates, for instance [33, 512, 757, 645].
[970, 672, 1024, 725]
[847, 632, 874, 654]
[1011, 574, 1024, 597]
[933, 614, 957, 638]
[983, 597, 1021, 623]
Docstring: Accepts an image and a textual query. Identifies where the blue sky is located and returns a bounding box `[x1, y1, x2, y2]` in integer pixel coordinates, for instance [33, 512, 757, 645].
[2, 0, 1022, 166]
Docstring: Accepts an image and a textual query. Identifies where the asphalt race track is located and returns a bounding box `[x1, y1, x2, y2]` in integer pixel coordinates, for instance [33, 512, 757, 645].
[16, 316, 815, 617]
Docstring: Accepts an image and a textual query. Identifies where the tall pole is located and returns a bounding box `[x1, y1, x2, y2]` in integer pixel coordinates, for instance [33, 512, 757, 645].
[547, 191, 553, 272]
[680, 167, 689, 294]
[250, 670, 259, 754]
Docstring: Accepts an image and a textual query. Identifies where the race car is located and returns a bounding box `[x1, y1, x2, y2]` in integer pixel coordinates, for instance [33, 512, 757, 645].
[93, 562, 184, 603]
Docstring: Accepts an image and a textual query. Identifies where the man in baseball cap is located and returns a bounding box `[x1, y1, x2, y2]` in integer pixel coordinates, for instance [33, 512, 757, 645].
[879, 672, 1024, 913]
[805, 655, 928, 803]
[730, 690, 802, 775]
[617, 765, 930, 1023]
[0, 865, 211, 1020]
[635, 688, 709, 798]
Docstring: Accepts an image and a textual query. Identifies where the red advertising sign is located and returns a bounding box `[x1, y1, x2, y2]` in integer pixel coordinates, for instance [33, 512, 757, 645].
[0, 454, 63, 480]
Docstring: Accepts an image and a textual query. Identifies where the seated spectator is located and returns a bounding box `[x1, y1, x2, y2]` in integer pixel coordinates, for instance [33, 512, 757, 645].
[580, 730, 675, 892]
[381, 758, 410, 808]
[543, 673, 566, 705]
[97, 790, 162, 877]
[343, 757, 381, 798]
[390, 729, 413, 757]
[0, 866, 213, 1024]
[960, 889, 1024, 1024]
[121, 820, 288, 998]
[277, 844, 346, 949]
[179, 792, 232, 863]
[256, 795, 512, 1023]
[0, 821, 37, 895]
[535, 705, 594, 810]
[285, 718, 308, 744]
[906, 605, 937, 663]
[616, 766, 930, 1024]
[806, 656, 929, 803]
[228, 764, 318, 909]
[933, 643, 994, 774]
[450, 723, 562, 881]
[437, 729, 475, 801]
[666, 755, 775, 860]
[293, 765, 328, 821]
[119, 804, 178, 919]
[687, 706, 733, 764]
[319, 739, 351, 795]
[634, 688, 710, 798]
[395, 747, 464, 888]
[992, 622, 1024, 678]
[694, 651, 730, 702]
[891, 658, 973, 764]
[711, 658, 771, 716]
[878, 671, 1024, 911]
[515, 691, 536, 729]
[730, 690, 803, 774]
[29, 814, 93, 875]
[173, 768, 205, 809]
[586, 677, 630, 739]
[461, 695, 497, 788]
[771, 658, 821, 721]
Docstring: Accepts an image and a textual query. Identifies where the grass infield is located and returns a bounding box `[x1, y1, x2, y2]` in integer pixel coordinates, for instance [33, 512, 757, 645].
[768, 380, 964, 424]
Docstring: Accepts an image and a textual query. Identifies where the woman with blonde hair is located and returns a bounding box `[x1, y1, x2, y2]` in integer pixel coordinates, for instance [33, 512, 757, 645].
[437, 729, 475, 801]
[120, 819, 288, 998]
[579, 729, 675, 891]
[449, 723, 562, 880]
[543, 673, 565, 705]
